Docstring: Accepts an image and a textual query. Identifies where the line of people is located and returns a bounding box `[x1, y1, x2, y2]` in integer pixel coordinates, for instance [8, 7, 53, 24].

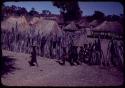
[57, 37, 123, 68]
[1, 28, 123, 68]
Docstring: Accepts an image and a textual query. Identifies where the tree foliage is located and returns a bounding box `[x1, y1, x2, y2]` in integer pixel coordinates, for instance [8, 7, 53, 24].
[53, 0, 82, 21]
[86, 11, 105, 22]
[29, 8, 39, 16]
[93, 11, 104, 20]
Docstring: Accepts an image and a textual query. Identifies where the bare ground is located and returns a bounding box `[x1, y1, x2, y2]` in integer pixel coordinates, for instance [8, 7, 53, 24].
[1, 50, 123, 86]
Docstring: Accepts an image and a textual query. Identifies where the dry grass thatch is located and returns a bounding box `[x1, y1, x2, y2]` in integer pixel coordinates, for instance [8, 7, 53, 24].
[89, 20, 99, 27]
[64, 21, 78, 31]
[93, 21, 123, 33]
[1, 16, 30, 32]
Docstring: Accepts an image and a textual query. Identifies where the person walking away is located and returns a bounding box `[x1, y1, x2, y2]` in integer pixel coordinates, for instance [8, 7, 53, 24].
[29, 46, 38, 67]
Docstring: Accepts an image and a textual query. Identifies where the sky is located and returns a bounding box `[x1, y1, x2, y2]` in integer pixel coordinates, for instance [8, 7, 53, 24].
[4, 1, 123, 16]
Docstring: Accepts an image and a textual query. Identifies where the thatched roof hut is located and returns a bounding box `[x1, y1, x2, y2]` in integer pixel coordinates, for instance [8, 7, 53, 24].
[1, 16, 62, 37]
[90, 21, 123, 39]
[93, 21, 123, 34]
[1, 16, 30, 32]
[78, 22, 89, 28]
[89, 20, 99, 27]
[32, 19, 63, 37]
[63, 21, 78, 32]
[76, 19, 89, 28]
[30, 17, 44, 25]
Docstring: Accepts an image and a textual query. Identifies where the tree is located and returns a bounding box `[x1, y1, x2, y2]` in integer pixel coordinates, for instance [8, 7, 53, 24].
[92, 11, 105, 22]
[29, 8, 39, 17]
[105, 15, 111, 21]
[53, 0, 82, 21]
[111, 15, 120, 21]
[86, 16, 94, 22]
[119, 14, 124, 25]
[42, 10, 51, 16]
[105, 14, 121, 22]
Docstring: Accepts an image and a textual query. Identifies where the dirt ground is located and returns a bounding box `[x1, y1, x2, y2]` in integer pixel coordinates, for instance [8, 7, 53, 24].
[1, 50, 123, 86]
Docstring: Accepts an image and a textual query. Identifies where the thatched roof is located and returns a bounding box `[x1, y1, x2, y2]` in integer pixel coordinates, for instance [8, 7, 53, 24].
[1, 16, 62, 37]
[33, 19, 62, 37]
[93, 21, 123, 33]
[109, 21, 123, 33]
[89, 20, 99, 27]
[63, 21, 78, 31]
[1, 16, 30, 32]
[77, 19, 89, 28]
[79, 22, 89, 28]
[30, 17, 44, 25]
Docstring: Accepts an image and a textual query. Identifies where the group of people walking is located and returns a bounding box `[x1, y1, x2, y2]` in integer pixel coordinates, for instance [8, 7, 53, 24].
[58, 39, 101, 66]
[1, 27, 123, 69]
[58, 36, 123, 69]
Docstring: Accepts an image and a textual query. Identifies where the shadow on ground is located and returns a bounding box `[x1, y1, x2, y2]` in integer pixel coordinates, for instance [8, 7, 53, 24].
[1, 55, 20, 77]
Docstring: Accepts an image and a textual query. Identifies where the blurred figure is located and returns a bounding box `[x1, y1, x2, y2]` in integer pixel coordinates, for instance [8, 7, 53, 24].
[52, 39, 57, 59]
[87, 43, 93, 65]
[29, 45, 38, 67]
[94, 40, 100, 65]
[107, 37, 118, 67]
[40, 36, 46, 57]
[93, 38, 102, 65]
[97, 36, 105, 67]
[78, 46, 84, 63]
[82, 44, 89, 64]
[118, 41, 123, 65]
[57, 47, 67, 65]
[89, 43, 95, 65]
[68, 45, 75, 65]
[68, 46, 80, 66]
[72, 46, 80, 65]
[49, 39, 53, 58]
